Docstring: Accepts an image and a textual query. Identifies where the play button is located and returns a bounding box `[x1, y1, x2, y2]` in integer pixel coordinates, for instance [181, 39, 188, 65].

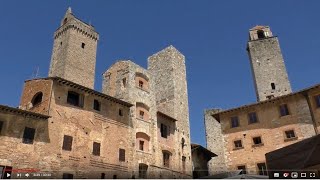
[6, 173, 10, 177]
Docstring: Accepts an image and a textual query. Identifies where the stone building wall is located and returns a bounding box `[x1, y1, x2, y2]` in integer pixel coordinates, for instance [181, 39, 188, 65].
[7, 78, 133, 178]
[102, 60, 160, 178]
[305, 86, 320, 133]
[102, 46, 193, 178]
[49, 8, 99, 89]
[247, 26, 292, 102]
[148, 46, 193, 177]
[19, 79, 53, 115]
[0, 106, 50, 178]
[204, 109, 227, 175]
[205, 92, 318, 175]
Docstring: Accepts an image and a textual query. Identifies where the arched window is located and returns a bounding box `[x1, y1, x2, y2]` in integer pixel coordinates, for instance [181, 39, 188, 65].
[63, 18, 68, 24]
[135, 72, 149, 91]
[257, 30, 266, 39]
[136, 132, 150, 152]
[31, 92, 43, 107]
[136, 102, 150, 121]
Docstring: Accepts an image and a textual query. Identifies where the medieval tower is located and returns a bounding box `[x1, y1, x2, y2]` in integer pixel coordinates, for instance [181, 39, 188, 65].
[102, 45, 192, 178]
[48, 8, 99, 89]
[247, 26, 292, 102]
[148, 46, 192, 176]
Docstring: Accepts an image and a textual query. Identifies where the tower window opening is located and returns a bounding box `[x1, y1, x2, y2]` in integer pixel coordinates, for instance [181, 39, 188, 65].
[119, 109, 123, 116]
[139, 110, 144, 119]
[63, 18, 67, 24]
[257, 30, 266, 39]
[22, 127, 36, 144]
[139, 140, 144, 151]
[271, 83, 276, 90]
[93, 99, 101, 111]
[31, 92, 43, 107]
[122, 78, 127, 88]
[163, 151, 170, 168]
[81, 43, 85, 49]
[67, 91, 84, 107]
[139, 81, 143, 88]
[160, 124, 168, 138]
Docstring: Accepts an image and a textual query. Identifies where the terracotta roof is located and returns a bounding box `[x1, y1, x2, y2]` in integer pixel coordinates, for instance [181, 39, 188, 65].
[0, 104, 50, 120]
[210, 83, 320, 116]
[25, 77, 133, 107]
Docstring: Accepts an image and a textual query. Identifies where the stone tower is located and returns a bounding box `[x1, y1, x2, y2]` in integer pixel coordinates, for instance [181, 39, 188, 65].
[247, 25, 291, 102]
[148, 45, 192, 176]
[48, 7, 99, 89]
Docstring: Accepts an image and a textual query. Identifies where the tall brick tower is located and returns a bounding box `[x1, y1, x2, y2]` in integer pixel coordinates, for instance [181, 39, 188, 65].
[247, 26, 291, 102]
[148, 45, 192, 176]
[48, 7, 99, 89]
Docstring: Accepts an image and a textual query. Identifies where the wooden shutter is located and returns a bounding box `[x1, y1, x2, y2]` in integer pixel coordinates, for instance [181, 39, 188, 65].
[62, 135, 73, 151]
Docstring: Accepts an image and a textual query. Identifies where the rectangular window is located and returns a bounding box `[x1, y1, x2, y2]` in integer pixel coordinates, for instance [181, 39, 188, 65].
[139, 140, 144, 151]
[315, 95, 320, 108]
[257, 163, 268, 175]
[62, 135, 73, 151]
[62, 173, 74, 179]
[67, 91, 84, 107]
[231, 116, 239, 128]
[285, 130, 296, 139]
[139, 111, 145, 119]
[279, 104, 289, 116]
[122, 78, 127, 88]
[92, 142, 101, 156]
[93, 99, 101, 111]
[234, 140, 243, 148]
[22, 127, 35, 144]
[271, 83, 276, 90]
[81, 43, 85, 49]
[237, 165, 247, 174]
[248, 112, 258, 124]
[0, 121, 3, 134]
[253, 136, 262, 145]
[119, 109, 123, 116]
[163, 152, 170, 168]
[160, 124, 168, 138]
[119, 148, 125, 162]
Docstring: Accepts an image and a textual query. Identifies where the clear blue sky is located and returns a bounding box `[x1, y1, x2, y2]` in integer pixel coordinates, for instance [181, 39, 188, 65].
[1, 0, 320, 147]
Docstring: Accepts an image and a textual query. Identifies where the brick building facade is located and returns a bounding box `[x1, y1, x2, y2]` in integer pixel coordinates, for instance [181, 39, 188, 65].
[0, 8, 192, 178]
[204, 26, 320, 175]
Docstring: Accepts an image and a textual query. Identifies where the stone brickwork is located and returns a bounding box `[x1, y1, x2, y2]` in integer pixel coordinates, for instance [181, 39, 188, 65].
[102, 57, 192, 178]
[48, 8, 99, 89]
[148, 46, 192, 177]
[204, 109, 227, 175]
[9, 77, 133, 178]
[205, 91, 318, 175]
[247, 26, 292, 102]
[0, 8, 192, 179]
[148, 46, 193, 177]
[205, 26, 320, 176]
